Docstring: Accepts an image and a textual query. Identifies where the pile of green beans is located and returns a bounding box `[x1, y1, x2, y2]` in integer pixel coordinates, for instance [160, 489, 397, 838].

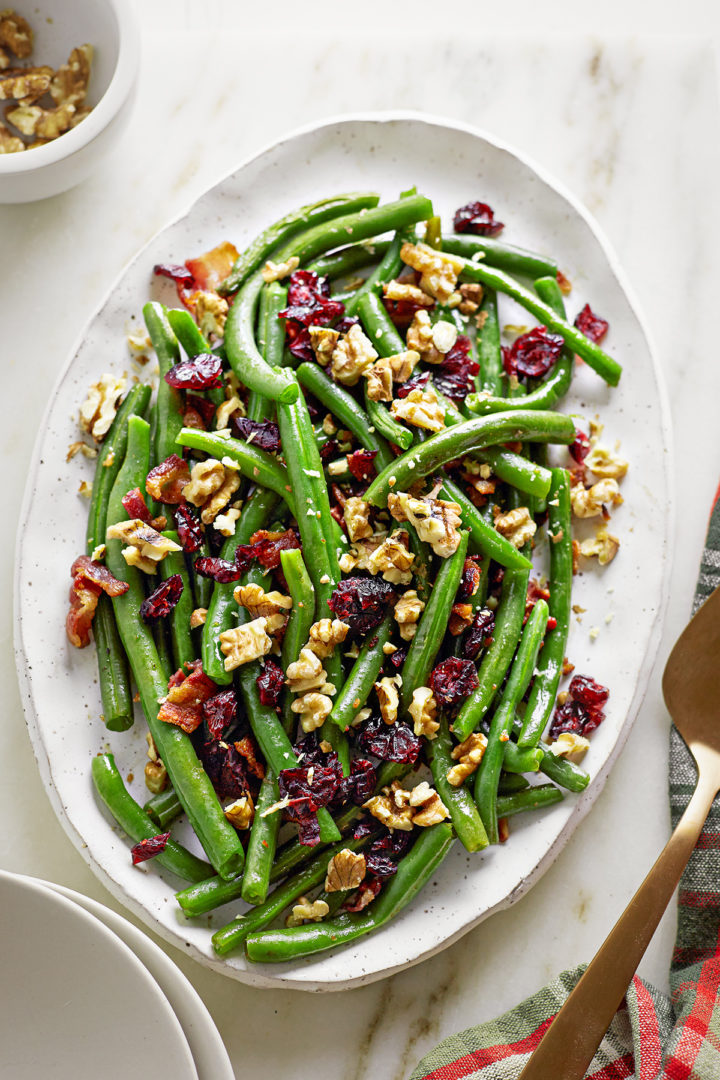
[70, 188, 622, 966]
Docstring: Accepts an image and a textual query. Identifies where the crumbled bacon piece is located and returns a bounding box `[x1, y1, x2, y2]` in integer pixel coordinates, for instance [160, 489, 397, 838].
[131, 832, 170, 866]
[428, 657, 479, 707]
[71, 556, 129, 597]
[453, 200, 504, 237]
[503, 327, 564, 380]
[202, 688, 237, 739]
[232, 415, 282, 453]
[66, 557, 130, 648]
[525, 578, 551, 620]
[146, 454, 191, 504]
[234, 735, 265, 781]
[140, 574, 184, 622]
[458, 556, 482, 599]
[164, 354, 223, 390]
[574, 303, 609, 344]
[175, 502, 204, 553]
[158, 664, 218, 734]
[121, 487, 152, 524]
[185, 241, 239, 292]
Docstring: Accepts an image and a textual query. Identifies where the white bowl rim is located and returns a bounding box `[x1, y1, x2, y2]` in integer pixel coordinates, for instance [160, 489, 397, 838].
[0, 0, 140, 175]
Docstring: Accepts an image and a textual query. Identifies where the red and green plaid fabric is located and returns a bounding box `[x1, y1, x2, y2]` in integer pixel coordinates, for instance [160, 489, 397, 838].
[411, 501, 720, 1079]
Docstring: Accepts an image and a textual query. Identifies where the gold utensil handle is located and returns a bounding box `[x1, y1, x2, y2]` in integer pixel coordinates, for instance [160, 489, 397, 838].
[519, 748, 720, 1080]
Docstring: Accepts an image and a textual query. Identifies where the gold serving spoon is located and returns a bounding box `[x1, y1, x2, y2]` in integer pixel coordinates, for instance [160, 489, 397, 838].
[519, 584, 720, 1080]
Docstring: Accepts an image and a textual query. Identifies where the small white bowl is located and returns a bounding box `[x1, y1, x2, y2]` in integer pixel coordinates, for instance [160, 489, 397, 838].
[0, 0, 139, 203]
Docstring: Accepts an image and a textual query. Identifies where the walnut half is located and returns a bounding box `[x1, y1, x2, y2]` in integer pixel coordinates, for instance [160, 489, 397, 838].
[325, 849, 367, 892]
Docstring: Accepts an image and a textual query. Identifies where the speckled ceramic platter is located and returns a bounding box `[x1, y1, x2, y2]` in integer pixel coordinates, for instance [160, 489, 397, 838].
[14, 114, 672, 991]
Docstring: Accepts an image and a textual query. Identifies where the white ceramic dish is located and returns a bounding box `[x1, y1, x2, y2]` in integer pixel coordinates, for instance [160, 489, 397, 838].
[37, 878, 234, 1080]
[0, 0, 139, 203]
[0, 869, 198, 1079]
[14, 114, 672, 991]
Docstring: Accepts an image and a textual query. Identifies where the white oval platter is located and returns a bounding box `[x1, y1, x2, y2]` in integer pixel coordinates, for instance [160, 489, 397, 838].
[14, 113, 672, 991]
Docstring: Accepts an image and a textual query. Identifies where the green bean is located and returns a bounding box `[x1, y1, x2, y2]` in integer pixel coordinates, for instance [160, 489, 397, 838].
[295, 362, 394, 470]
[502, 741, 544, 773]
[105, 416, 244, 880]
[219, 192, 381, 296]
[427, 718, 488, 852]
[439, 477, 532, 571]
[192, 535, 213, 609]
[153, 619, 174, 677]
[158, 530, 195, 669]
[200, 487, 280, 683]
[519, 469, 573, 748]
[472, 445, 552, 499]
[441, 233, 558, 280]
[365, 409, 575, 508]
[210, 832, 373, 954]
[143, 302, 185, 463]
[262, 281, 288, 368]
[473, 600, 549, 843]
[176, 428, 297, 517]
[330, 612, 394, 731]
[92, 754, 211, 883]
[244, 823, 453, 963]
[400, 531, 469, 713]
[241, 771, 282, 906]
[457, 259, 622, 386]
[475, 288, 503, 395]
[144, 787, 183, 830]
[496, 784, 564, 819]
[280, 548, 315, 671]
[452, 565, 531, 742]
[404, 523, 433, 605]
[424, 215, 442, 249]
[364, 386, 414, 450]
[355, 288, 406, 355]
[539, 747, 590, 792]
[308, 239, 391, 279]
[498, 772, 530, 795]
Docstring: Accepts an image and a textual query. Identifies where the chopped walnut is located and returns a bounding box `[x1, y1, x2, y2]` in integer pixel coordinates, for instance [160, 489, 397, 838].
[49, 43, 92, 106]
[585, 444, 629, 481]
[215, 395, 244, 429]
[219, 618, 272, 671]
[307, 618, 350, 659]
[406, 309, 442, 364]
[331, 324, 378, 386]
[213, 507, 241, 537]
[579, 527, 620, 566]
[261, 255, 300, 283]
[291, 691, 333, 732]
[7, 101, 75, 138]
[182, 459, 225, 505]
[400, 242, 465, 303]
[77, 480, 92, 498]
[225, 793, 255, 830]
[66, 440, 97, 462]
[458, 282, 484, 315]
[325, 849, 367, 892]
[286, 896, 329, 927]
[375, 675, 402, 725]
[144, 759, 167, 794]
[365, 355, 394, 402]
[189, 291, 228, 340]
[494, 506, 537, 549]
[432, 320, 458, 354]
[344, 496, 373, 541]
[0, 66, 51, 102]
[190, 607, 208, 629]
[408, 686, 439, 740]
[391, 384, 445, 432]
[548, 731, 590, 760]
[388, 491, 462, 558]
[386, 349, 420, 383]
[106, 519, 181, 573]
[200, 471, 241, 525]
[309, 325, 341, 366]
[286, 647, 326, 692]
[393, 589, 425, 641]
[408, 780, 450, 826]
[234, 582, 292, 620]
[447, 732, 488, 786]
[363, 792, 414, 831]
[0, 9, 32, 57]
[382, 280, 435, 306]
[79, 373, 126, 440]
[570, 478, 623, 519]
[0, 118, 22, 151]
[367, 529, 415, 585]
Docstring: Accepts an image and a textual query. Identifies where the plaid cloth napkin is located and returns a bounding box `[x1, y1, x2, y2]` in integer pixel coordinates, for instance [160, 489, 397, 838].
[410, 502, 720, 1079]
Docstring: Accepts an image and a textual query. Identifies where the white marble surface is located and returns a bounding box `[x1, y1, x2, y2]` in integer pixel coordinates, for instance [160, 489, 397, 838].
[2, 8, 720, 1078]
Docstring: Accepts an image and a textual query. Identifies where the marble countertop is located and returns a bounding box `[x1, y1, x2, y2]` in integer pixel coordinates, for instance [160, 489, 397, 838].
[2, 9, 720, 1078]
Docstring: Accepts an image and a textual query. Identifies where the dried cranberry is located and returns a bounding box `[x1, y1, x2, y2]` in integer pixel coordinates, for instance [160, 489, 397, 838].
[396, 370, 431, 399]
[462, 607, 495, 660]
[256, 658, 284, 708]
[248, 528, 301, 571]
[344, 876, 382, 911]
[549, 674, 609, 739]
[295, 731, 329, 765]
[140, 575, 184, 622]
[175, 502, 204, 553]
[278, 759, 344, 846]
[194, 555, 242, 583]
[570, 428, 590, 464]
[164, 354, 223, 390]
[428, 657, 479, 707]
[280, 270, 345, 344]
[574, 303, 609, 344]
[366, 829, 413, 877]
[146, 454, 191, 505]
[387, 645, 408, 670]
[458, 556, 481, 599]
[198, 740, 251, 800]
[202, 688, 237, 739]
[154, 263, 194, 286]
[352, 819, 374, 840]
[328, 576, 397, 635]
[335, 315, 360, 335]
[122, 487, 152, 524]
[286, 269, 330, 306]
[284, 323, 314, 364]
[131, 832, 170, 865]
[344, 758, 377, 805]
[569, 675, 609, 709]
[356, 715, 421, 764]
[185, 394, 217, 428]
[319, 437, 338, 463]
[453, 200, 504, 237]
[231, 415, 282, 453]
[504, 327, 564, 380]
[382, 295, 431, 329]
[433, 335, 480, 402]
[347, 449, 378, 483]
